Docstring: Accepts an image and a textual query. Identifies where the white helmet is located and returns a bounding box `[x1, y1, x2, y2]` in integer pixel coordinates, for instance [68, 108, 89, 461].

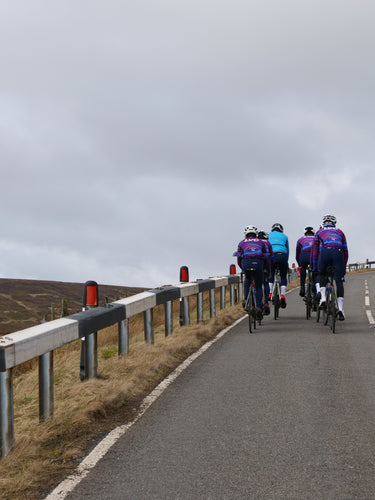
[322, 214, 337, 225]
[244, 225, 257, 236]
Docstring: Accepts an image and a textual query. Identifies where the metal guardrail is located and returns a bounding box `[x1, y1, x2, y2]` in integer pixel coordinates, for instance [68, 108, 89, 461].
[0, 274, 241, 457]
[347, 261, 375, 272]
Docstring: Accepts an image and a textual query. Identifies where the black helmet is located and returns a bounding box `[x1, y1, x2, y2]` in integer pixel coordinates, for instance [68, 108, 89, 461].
[271, 223, 283, 233]
[257, 230, 269, 239]
[304, 226, 314, 235]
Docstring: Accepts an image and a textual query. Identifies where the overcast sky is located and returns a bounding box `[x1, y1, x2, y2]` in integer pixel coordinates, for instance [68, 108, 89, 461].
[0, 0, 373, 288]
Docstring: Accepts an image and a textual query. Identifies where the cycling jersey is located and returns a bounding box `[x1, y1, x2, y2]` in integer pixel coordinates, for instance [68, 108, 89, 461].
[311, 225, 348, 271]
[269, 230, 289, 257]
[295, 235, 314, 265]
[234, 237, 268, 264]
[234, 237, 269, 308]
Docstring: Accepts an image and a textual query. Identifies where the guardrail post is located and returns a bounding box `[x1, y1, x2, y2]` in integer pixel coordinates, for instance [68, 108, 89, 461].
[84, 333, 97, 379]
[0, 369, 14, 457]
[220, 286, 226, 309]
[179, 266, 190, 326]
[118, 319, 129, 355]
[238, 279, 243, 302]
[80, 281, 98, 381]
[39, 351, 54, 421]
[209, 289, 216, 318]
[165, 301, 173, 336]
[144, 309, 154, 344]
[197, 292, 203, 323]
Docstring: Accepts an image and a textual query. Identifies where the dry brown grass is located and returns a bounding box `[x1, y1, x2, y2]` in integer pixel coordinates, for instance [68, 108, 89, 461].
[0, 288, 249, 500]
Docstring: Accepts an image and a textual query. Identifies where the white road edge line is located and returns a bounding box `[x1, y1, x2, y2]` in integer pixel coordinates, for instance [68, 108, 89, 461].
[44, 315, 245, 499]
[365, 280, 375, 326]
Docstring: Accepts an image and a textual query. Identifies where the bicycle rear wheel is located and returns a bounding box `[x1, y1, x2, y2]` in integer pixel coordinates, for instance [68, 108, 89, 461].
[329, 289, 337, 333]
[252, 290, 257, 331]
[274, 297, 280, 320]
[305, 285, 312, 320]
[248, 311, 252, 333]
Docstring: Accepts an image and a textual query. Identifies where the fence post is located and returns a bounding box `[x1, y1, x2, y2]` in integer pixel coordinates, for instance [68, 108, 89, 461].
[179, 266, 190, 326]
[0, 369, 14, 457]
[80, 281, 98, 381]
[39, 351, 54, 421]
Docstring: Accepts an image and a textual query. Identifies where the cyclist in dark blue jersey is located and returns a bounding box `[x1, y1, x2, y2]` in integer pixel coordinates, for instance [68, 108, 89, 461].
[296, 226, 315, 297]
[311, 215, 348, 320]
[234, 225, 270, 319]
[258, 230, 273, 315]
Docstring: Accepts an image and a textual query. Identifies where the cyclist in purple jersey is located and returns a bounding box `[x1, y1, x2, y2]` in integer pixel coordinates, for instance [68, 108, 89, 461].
[311, 215, 348, 320]
[258, 230, 273, 315]
[296, 226, 315, 297]
[234, 225, 270, 319]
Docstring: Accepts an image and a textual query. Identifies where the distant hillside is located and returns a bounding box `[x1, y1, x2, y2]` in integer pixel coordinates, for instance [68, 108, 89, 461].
[0, 278, 146, 335]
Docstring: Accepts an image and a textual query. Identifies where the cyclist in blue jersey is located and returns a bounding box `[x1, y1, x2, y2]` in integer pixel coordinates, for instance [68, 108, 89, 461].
[234, 225, 270, 319]
[257, 230, 273, 315]
[296, 226, 315, 297]
[311, 215, 348, 320]
[268, 223, 289, 308]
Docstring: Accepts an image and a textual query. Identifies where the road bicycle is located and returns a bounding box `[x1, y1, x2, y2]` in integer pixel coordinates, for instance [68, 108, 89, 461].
[271, 263, 281, 320]
[244, 268, 262, 333]
[303, 266, 315, 320]
[321, 266, 338, 333]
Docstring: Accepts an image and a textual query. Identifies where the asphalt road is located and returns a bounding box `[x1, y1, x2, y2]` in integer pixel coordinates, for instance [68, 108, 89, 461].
[62, 272, 375, 499]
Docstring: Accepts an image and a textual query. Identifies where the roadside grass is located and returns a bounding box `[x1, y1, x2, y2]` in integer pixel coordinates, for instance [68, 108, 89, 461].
[0, 288, 250, 500]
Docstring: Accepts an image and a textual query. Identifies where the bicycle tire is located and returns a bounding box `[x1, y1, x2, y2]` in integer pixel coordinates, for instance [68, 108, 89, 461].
[274, 297, 280, 320]
[323, 288, 330, 326]
[248, 310, 252, 333]
[330, 286, 337, 333]
[252, 289, 257, 330]
[305, 284, 311, 320]
[273, 282, 280, 320]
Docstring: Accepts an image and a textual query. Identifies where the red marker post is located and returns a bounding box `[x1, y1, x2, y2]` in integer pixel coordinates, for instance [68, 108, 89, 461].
[230, 264, 238, 305]
[179, 266, 190, 326]
[80, 281, 99, 381]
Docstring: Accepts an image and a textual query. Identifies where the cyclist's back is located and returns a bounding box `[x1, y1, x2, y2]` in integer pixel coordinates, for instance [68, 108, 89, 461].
[268, 223, 289, 308]
[312, 214, 348, 320]
[296, 226, 315, 297]
[234, 225, 269, 318]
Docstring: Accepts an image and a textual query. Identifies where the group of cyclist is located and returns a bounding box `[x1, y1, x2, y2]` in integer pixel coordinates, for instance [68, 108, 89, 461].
[234, 222, 289, 319]
[234, 214, 348, 321]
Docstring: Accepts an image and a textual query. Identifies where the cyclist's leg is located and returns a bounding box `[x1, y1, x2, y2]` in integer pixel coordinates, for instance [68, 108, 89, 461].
[247, 259, 263, 313]
[263, 264, 271, 315]
[241, 260, 252, 306]
[278, 254, 288, 307]
[317, 249, 331, 307]
[299, 252, 309, 296]
[333, 250, 346, 320]
[268, 262, 275, 298]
